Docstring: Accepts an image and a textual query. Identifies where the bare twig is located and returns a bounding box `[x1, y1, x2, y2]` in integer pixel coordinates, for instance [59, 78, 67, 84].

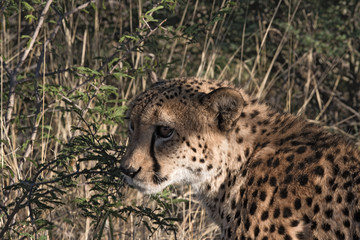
[256, 0, 302, 99]
[5, 0, 53, 134]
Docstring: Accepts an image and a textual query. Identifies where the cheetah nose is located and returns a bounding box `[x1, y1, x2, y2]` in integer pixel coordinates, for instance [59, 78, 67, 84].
[120, 166, 142, 178]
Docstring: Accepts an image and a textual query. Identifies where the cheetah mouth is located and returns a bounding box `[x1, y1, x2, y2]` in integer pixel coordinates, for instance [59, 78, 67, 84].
[123, 175, 168, 194]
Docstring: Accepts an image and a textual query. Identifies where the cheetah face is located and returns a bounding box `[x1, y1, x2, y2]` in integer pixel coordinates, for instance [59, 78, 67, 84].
[120, 80, 244, 194]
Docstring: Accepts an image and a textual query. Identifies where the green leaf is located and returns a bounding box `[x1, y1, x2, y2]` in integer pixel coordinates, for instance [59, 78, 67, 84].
[145, 5, 164, 16]
[22, 1, 35, 11]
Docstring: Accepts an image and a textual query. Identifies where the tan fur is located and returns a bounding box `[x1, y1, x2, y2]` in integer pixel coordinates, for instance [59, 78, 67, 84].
[121, 77, 360, 239]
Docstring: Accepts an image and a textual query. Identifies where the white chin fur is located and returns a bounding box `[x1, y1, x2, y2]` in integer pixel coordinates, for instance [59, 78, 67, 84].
[124, 176, 167, 194]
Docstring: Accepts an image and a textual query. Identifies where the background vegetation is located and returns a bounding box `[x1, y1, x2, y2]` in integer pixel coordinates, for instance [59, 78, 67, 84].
[1, 0, 359, 239]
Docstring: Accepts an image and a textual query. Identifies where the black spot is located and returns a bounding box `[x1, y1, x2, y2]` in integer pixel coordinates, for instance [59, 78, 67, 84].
[250, 110, 260, 118]
[315, 185, 322, 194]
[252, 190, 258, 198]
[280, 188, 288, 198]
[243, 198, 248, 208]
[354, 210, 360, 222]
[283, 207, 292, 218]
[235, 209, 240, 219]
[297, 162, 306, 170]
[261, 211, 269, 221]
[286, 155, 294, 162]
[296, 146, 307, 154]
[346, 192, 354, 203]
[285, 235, 292, 240]
[270, 177, 277, 186]
[278, 225, 285, 235]
[207, 164, 213, 170]
[249, 202, 257, 215]
[263, 174, 269, 183]
[192, 157, 196, 162]
[343, 220, 350, 228]
[313, 204, 320, 214]
[326, 154, 334, 162]
[335, 230, 345, 240]
[262, 237, 268, 240]
[333, 165, 340, 176]
[306, 197, 313, 206]
[291, 220, 299, 227]
[240, 188, 245, 197]
[296, 232, 304, 240]
[322, 223, 331, 231]
[237, 137, 243, 144]
[273, 208, 280, 218]
[305, 156, 316, 164]
[343, 181, 352, 189]
[342, 170, 350, 178]
[251, 125, 256, 133]
[313, 166, 324, 176]
[270, 224, 275, 232]
[337, 195, 342, 203]
[226, 215, 231, 223]
[244, 218, 251, 230]
[254, 226, 260, 237]
[269, 186, 278, 206]
[311, 221, 317, 230]
[303, 214, 311, 224]
[285, 163, 294, 174]
[325, 209, 333, 218]
[248, 176, 254, 186]
[260, 191, 267, 201]
[245, 148, 250, 158]
[294, 198, 301, 210]
[298, 174, 308, 186]
[200, 158, 205, 163]
[272, 158, 280, 168]
[325, 195, 332, 203]
[342, 208, 349, 216]
[291, 141, 301, 146]
[315, 150, 323, 159]
[220, 192, 226, 202]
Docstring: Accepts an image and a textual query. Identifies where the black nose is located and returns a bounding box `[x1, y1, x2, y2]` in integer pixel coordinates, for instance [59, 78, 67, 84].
[120, 166, 141, 178]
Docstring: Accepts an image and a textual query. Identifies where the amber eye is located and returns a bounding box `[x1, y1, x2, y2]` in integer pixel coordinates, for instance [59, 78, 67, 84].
[156, 126, 174, 139]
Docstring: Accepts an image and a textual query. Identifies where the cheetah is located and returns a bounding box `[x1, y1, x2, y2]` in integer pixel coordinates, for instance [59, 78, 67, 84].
[120, 77, 360, 239]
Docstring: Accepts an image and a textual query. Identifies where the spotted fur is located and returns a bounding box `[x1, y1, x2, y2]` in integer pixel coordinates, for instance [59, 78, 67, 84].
[120, 77, 360, 239]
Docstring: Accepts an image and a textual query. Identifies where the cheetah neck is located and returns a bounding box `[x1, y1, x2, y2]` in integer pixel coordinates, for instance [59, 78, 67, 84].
[194, 102, 284, 228]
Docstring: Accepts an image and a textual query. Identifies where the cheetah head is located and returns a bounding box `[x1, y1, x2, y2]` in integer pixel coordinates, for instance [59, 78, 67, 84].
[120, 79, 244, 194]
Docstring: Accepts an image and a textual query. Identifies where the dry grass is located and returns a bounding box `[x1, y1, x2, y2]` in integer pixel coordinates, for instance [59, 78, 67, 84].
[1, 0, 359, 239]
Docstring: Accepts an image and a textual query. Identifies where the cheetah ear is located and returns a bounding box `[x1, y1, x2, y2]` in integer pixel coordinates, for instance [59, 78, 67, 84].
[201, 87, 244, 131]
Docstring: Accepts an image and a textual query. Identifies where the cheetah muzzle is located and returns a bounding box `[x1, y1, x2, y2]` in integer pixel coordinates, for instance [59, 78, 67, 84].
[120, 77, 360, 239]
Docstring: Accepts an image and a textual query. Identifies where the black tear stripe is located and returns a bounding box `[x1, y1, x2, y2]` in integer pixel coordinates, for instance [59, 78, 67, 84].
[150, 132, 168, 184]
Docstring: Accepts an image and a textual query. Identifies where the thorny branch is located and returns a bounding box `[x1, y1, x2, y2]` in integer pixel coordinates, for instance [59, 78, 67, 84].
[1, 1, 169, 237]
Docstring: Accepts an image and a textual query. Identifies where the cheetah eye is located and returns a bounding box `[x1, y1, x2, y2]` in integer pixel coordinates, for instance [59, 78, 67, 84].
[156, 126, 174, 139]
[128, 120, 135, 133]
